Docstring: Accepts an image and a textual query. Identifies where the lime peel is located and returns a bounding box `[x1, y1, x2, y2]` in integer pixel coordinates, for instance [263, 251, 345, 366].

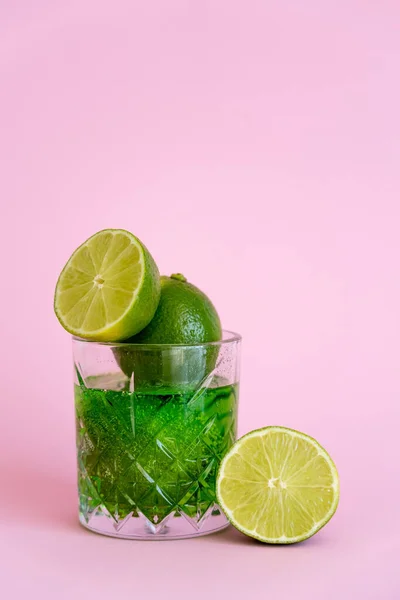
[216, 426, 340, 544]
[54, 229, 160, 342]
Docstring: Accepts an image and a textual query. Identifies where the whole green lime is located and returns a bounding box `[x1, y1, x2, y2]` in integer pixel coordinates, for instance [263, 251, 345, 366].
[115, 274, 222, 389]
[130, 273, 222, 344]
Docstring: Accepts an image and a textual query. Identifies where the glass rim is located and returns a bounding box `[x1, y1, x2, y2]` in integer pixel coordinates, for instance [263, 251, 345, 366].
[72, 329, 241, 349]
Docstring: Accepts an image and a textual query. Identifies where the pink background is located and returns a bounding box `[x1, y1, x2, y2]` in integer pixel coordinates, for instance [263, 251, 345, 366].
[1, 1, 399, 598]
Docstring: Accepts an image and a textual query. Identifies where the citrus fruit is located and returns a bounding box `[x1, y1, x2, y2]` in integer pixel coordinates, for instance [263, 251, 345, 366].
[129, 273, 222, 344]
[115, 274, 222, 387]
[217, 426, 339, 544]
[54, 229, 160, 341]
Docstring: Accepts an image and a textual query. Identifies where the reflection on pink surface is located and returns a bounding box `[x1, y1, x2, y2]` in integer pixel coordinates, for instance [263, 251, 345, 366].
[0, 1, 399, 598]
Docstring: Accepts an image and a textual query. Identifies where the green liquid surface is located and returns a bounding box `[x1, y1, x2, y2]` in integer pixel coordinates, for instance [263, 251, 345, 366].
[76, 376, 237, 524]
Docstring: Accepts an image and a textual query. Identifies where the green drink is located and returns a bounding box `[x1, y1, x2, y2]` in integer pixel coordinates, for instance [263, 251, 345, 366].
[76, 373, 238, 533]
[54, 230, 241, 539]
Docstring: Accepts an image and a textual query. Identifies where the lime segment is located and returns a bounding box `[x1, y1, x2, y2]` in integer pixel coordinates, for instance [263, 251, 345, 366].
[54, 229, 160, 341]
[217, 426, 339, 544]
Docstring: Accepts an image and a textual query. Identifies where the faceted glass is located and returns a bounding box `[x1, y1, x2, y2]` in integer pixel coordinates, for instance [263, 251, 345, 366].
[73, 331, 241, 539]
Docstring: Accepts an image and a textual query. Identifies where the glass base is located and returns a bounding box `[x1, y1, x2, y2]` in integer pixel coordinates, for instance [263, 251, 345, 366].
[79, 505, 229, 540]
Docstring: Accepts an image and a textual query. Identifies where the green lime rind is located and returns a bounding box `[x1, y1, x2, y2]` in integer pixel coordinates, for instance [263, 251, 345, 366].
[130, 275, 222, 345]
[113, 274, 222, 385]
[216, 426, 340, 544]
[54, 229, 160, 342]
[114, 343, 216, 391]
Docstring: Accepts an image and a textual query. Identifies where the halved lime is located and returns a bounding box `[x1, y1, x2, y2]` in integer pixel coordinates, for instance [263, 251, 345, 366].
[54, 229, 160, 341]
[217, 426, 339, 544]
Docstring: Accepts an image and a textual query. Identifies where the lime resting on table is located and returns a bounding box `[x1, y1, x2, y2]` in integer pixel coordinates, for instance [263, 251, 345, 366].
[54, 229, 160, 342]
[217, 426, 339, 544]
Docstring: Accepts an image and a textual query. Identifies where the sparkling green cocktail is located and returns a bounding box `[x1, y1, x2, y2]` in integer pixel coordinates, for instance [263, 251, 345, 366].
[55, 229, 241, 539]
[75, 362, 239, 538]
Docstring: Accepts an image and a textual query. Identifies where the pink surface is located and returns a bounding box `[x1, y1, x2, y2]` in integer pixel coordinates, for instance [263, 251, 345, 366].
[1, 1, 399, 598]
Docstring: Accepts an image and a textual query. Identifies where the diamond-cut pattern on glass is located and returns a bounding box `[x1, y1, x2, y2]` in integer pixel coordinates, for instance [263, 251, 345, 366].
[76, 371, 237, 533]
